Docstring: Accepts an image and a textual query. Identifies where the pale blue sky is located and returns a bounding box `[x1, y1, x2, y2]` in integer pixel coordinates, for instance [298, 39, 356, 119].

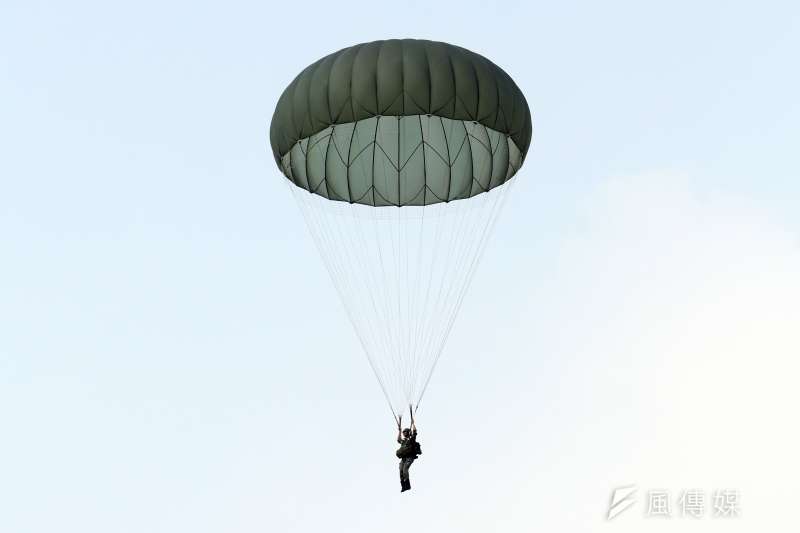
[1, 1, 799, 532]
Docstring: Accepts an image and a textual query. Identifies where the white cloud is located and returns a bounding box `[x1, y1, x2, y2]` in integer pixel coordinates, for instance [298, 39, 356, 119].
[482, 172, 800, 531]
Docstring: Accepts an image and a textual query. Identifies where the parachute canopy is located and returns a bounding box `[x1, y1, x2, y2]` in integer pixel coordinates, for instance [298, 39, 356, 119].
[270, 39, 532, 206]
[270, 40, 531, 419]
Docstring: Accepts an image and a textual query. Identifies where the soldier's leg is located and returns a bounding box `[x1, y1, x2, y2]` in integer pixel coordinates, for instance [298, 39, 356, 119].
[403, 458, 413, 490]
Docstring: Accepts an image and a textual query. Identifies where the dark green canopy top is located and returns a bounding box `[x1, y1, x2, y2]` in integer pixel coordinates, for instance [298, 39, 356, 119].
[270, 39, 532, 206]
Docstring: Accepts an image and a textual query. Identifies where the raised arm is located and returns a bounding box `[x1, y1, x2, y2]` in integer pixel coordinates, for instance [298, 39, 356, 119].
[396, 416, 403, 444]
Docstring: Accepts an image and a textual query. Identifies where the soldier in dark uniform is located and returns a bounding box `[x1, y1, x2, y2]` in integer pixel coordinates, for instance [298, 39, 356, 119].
[396, 420, 420, 492]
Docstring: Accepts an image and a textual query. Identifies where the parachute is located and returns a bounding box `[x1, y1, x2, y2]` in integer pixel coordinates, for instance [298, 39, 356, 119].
[270, 39, 532, 421]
